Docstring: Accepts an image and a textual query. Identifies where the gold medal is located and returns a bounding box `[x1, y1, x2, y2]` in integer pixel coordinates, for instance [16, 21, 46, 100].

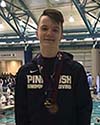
[44, 99, 58, 114]
[48, 103, 58, 114]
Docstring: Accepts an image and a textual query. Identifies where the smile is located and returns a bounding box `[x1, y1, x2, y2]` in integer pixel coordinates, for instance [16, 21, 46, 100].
[44, 39, 55, 41]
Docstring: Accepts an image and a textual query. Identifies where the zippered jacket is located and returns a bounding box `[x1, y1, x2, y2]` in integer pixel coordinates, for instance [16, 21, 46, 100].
[15, 51, 92, 125]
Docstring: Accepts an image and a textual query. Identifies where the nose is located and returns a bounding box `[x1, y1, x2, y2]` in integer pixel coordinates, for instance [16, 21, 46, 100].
[46, 29, 53, 36]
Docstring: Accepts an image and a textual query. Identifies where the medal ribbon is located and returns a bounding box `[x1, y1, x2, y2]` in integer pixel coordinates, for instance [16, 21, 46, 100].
[35, 52, 63, 104]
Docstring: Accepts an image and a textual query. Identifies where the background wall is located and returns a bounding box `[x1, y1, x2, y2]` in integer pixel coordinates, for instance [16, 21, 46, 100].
[0, 50, 24, 75]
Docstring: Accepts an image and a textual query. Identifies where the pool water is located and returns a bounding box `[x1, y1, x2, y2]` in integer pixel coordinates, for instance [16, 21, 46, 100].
[91, 101, 100, 124]
[0, 101, 100, 125]
[0, 108, 15, 125]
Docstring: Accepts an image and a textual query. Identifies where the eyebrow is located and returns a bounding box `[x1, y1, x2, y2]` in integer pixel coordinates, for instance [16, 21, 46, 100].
[40, 24, 60, 29]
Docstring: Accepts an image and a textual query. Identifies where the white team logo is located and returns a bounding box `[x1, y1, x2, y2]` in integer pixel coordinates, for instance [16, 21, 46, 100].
[30, 69, 38, 73]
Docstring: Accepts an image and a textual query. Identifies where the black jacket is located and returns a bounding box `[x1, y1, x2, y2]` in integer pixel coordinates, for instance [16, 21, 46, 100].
[15, 52, 92, 125]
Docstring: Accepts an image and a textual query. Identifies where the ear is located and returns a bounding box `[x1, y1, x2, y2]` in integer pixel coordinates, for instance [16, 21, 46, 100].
[36, 30, 39, 39]
[60, 33, 63, 40]
[61, 33, 64, 39]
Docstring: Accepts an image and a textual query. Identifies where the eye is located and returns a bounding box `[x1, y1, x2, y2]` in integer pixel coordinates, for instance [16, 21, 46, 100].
[53, 29, 59, 32]
[41, 26, 48, 31]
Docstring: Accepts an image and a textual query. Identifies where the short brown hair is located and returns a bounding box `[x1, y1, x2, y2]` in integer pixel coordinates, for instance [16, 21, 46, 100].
[38, 9, 64, 30]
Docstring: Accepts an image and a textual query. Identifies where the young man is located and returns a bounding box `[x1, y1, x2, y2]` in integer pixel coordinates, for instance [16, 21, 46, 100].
[15, 9, 92, 125]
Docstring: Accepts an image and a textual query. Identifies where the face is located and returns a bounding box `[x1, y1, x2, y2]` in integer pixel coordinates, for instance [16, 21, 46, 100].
[36, 16, 63, 49]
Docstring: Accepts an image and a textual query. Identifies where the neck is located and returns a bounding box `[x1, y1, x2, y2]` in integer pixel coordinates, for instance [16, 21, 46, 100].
[40, 46, 59, 58]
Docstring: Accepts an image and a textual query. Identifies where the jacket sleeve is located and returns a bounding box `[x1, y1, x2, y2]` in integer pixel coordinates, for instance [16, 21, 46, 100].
[74, 63, 93, 125]
[15, 66, 28, 125]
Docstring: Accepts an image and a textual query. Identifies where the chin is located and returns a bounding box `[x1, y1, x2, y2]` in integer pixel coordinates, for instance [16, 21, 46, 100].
[42, 43, 53, 47]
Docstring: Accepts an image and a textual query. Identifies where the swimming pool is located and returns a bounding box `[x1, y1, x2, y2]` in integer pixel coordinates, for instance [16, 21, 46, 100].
[0, 106, 15, 125]
[91, 101, 100, 125]
[0, 101, 100, 125]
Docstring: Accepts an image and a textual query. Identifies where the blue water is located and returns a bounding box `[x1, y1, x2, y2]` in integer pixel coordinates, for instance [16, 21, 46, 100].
[0, 101, 100, 125]
[0, 108, 15, 125]
[91, 101, 100, 124]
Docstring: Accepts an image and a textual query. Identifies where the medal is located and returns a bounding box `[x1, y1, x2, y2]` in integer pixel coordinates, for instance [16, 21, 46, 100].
[36, 52, 63, 114]
[44, 98, 58, 114]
